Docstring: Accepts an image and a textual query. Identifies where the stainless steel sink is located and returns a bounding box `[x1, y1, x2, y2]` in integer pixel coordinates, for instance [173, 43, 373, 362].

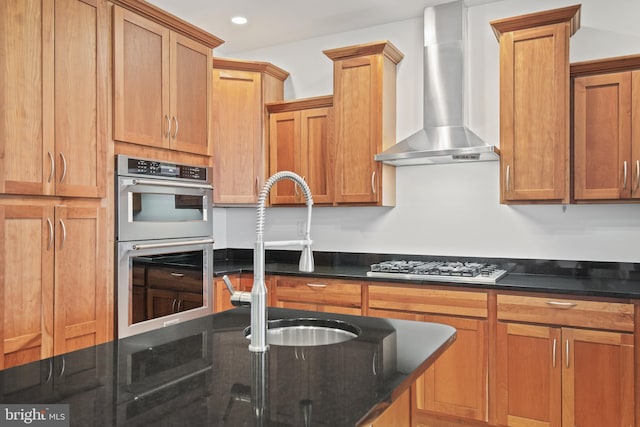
[244, 318, 360, 347]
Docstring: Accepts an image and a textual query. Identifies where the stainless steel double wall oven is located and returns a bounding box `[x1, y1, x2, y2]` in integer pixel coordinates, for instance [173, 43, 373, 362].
[116, 155, 214, 338]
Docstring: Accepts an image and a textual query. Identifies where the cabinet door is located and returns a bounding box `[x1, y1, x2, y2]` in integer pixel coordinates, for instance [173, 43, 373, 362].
[499, 24, 570, 203]
[169, 32, 211, 156]
[301, 107, 334, 204]
[147, 288, 177, 319]
[53, 205, 107, 356]
[562, 328, 634, 427]
[0, 0, 53, 195]
[0, 204, 54, 369]
[333, 55, 381, 204]
[53, 0, 106, 198]
[178, 291, 203, 312]
[631, 70, 640, 198]
[212, 69, 264, 204]
[417, 315, 487, 422]
[113, 6, 170, 148]
[496, 322, 561, 427]
[573, 72, 632, 200]
[269, 111, 302, 204]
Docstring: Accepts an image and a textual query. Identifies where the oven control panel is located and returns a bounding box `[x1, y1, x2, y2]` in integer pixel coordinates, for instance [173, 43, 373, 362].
[118, 155, 210, 182]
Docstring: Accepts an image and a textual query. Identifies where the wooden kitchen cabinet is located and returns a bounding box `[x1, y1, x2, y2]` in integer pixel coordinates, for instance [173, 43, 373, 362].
[490, 6, 580, 204]
[368, 284, 488, 424]
[323, 41, 403, 206]
[495, 294, 635, 427]
[113, 2, 222, 156]
[0, 0, 106, 198]
[571, 55, 640, 201]
[212, 58, 289, 204]
[0, 199, 108, 370]
[267, 96, 334, 205]
[272, 276, 363, 315]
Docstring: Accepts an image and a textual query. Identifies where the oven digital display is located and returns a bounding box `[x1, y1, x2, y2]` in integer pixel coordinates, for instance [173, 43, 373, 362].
[126, 158, 207, 181]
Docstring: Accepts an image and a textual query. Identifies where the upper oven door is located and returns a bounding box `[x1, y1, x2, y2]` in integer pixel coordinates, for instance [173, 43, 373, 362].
[117, 176, 213, 242]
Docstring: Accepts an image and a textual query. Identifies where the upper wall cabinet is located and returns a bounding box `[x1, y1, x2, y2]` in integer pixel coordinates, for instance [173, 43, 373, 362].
[112, 0, 223, 157]
[212, 58, 289, 205]
[0, 0, 107, 198]
[324, 41, 403, 206]
[571, 55, 640, 202]
[490, 5, 581, 205]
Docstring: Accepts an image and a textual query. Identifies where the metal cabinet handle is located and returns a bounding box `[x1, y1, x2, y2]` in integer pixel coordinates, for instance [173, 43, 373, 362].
[171, 298, 177, 313]
[59, 356, 66, 377]
[59, 152, 67, 183]
[47, 152, 55, 183]
[552, 338, 557, 368]
[623, 160, 628, 189]
[170, 272, 185, 278]
[635, 160, 640, 191]
[255, 176, 259, 196]
[371, 171, 376, 194]
[176, 299, 182, 312]
[565, 339, 570, 369]
[164, 114, 171, 138]
[506, 165, 511, 192]
[372, 351, 377, 376]
[545, 301, 577, 308]
[46, 218, 54, 251]
[58, 219, 67, 250]
[46, 359, 53, 383]
[172, 116, 179, 139]
[305, 283, 327, 288]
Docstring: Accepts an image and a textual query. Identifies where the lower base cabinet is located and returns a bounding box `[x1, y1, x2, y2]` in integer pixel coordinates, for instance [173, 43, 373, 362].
[272, 276, 363, 315]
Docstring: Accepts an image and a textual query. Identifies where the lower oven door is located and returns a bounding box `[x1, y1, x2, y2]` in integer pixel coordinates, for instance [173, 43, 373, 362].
[117, 238, 214, 338]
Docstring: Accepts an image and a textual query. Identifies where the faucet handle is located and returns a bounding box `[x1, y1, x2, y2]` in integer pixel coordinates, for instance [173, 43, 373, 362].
[222, 275, 252, 307]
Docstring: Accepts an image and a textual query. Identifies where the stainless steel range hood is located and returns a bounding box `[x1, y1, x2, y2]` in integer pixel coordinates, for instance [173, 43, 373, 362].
[375, 0, 499, 166]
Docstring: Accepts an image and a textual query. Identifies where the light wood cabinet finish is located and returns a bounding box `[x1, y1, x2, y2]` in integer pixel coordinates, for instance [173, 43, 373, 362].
[0, 0, 106, 198]
[212, 59, 289, 204]
[359, 387, 411, 427]
[491, 6, 580, 204]
[272, 276, 362, 315]
[268, 96, 334, 205]
[0, 199, 107, 369]
[496, 293, 635, 427]
[324, 41, 402, 206]
[113, 5, 214, 156]
[368, 284, 488, 423]
[571, 55, 640, 201]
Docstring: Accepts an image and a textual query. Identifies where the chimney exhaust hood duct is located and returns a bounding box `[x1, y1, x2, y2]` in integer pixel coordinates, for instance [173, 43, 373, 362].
[375, 0, 499, 166]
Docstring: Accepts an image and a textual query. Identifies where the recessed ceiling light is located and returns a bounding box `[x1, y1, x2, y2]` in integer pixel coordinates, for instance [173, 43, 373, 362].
[231, 16, 247, 25]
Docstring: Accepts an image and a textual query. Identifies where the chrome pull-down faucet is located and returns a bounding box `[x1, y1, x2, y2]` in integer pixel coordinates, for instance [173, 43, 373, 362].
[225, 171, 315, 353]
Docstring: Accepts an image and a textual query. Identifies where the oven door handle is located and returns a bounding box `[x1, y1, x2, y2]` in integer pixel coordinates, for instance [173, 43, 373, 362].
[124, 177, 213, 191]
[131, 238, 214, 251]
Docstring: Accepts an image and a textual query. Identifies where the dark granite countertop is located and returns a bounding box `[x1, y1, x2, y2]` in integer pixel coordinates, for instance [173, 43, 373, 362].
[0, 308, 455, 427]
[212, 250, 640, 299]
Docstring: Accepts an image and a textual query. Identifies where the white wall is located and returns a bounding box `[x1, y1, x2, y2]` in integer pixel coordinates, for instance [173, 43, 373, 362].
[212, 0, 640, 263]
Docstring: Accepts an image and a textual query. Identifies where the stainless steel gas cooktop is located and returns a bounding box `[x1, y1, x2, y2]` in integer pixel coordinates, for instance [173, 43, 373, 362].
[366, 260, 507, 285]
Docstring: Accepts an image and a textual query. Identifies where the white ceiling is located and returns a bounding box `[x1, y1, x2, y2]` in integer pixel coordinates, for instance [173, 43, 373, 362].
[146, 0, 494, 55]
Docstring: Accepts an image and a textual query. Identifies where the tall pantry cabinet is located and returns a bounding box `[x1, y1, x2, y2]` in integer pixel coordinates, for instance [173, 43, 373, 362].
[0, 0, 108, 369]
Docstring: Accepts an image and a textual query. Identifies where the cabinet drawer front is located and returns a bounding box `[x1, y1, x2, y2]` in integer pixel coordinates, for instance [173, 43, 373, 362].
[275, 278, 362, 307]
[146, 267, 202, 292]
[368, 284, 488, 318]
[497, 294, 634, 332]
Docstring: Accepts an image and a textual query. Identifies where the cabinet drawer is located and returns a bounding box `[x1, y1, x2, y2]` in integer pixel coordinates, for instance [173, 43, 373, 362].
[368, 284, 488, 318]
[146, 267, 202, 293]
[274, 277, 362, 308]
[497, 294, 634, 332]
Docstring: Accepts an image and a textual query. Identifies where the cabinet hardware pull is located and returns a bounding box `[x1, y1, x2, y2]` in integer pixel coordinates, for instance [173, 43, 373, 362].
[177, 299, 182, 312]
[565, 339, 569, 369]
[371, 171, 376, 194]
[59, 152, 67, 183]
[170, 272, 185, 278]
[46, 218, 54, 251]
[623, 160, 628, 189]
[47, 151, 55, 183]
[59, 356, 66, 377]
[635, 160, 640, 192]
[305, 283, 327, 288]
[46, 359, 53, 384]
[506, 165, 511, 192]
[255, 176, 259, 196]
[552, 338, 557, 368]
[164, 114, 171, 138]
[58, 219, 67, 250]
[172, 116, 179, 139]
[171, 298, 177, 313]
[545, 301, 577, 308]
[372, 351, 377, 376]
